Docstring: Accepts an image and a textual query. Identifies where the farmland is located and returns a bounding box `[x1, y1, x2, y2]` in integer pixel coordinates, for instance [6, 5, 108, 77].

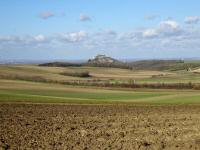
[1, 104, 200, 149]
[1, 64, 200, 149]
[1, 79, 200, 104]
[1, 64, 200, 84]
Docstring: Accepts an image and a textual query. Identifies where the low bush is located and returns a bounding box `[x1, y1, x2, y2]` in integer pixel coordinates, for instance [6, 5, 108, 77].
[60, 71, 91, 78]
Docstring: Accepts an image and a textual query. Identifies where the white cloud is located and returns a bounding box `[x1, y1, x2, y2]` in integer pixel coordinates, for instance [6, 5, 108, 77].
[58, 31, 87, 42]
[34, 35, 47, 42]
[79, 14, 91, 22]
[185, 16, 200, 24]
[157, 20, 180, 36]
[159, 20, 179, 30]
[141, 20, 180, 38]
[142, 29, 157, 38]
[39, 12, 54, 19]
[0, 34, 50, 46]
[0, 36, 20, 43]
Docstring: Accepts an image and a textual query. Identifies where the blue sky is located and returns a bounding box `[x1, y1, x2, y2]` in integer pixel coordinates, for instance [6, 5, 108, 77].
[1, 0, 200, 60]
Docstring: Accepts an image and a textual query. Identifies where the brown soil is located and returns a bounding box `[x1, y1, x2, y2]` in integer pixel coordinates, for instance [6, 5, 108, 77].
[1, 104, 200, 150]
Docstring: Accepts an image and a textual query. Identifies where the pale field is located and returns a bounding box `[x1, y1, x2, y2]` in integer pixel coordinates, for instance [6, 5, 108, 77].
[0, 64, 186, 83]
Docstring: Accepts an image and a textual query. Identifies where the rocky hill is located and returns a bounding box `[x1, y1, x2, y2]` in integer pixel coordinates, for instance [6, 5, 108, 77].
[88, 55, 122, 64]
[87, 55, 130, 68]
[88, 55, 117, 64]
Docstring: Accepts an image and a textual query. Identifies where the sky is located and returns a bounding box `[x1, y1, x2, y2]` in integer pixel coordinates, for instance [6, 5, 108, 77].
[1, 0, 200, 60]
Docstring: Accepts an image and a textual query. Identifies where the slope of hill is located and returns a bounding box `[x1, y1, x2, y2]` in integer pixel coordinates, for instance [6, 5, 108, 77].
[129, 60, 184, 70]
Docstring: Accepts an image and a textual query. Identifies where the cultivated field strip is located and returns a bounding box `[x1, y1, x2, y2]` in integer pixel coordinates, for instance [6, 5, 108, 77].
[1, 104, 200, 149]
[1, 79, 200, 104]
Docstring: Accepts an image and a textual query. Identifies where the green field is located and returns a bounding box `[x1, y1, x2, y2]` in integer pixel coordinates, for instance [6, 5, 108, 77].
[1, 64, 200, 104]
[1, 79, 200, 104]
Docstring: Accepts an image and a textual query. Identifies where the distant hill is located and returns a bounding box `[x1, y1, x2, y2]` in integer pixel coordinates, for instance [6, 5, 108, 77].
[39, 55, 200, 71]
[129, 60, 185, 70]
[39, 62, 83, 67]
[40, 55, 130, 69]
[87, 55, 130, 69]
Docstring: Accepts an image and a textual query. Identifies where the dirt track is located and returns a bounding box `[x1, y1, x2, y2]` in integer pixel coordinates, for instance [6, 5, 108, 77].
[1, 104, 200, 150]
